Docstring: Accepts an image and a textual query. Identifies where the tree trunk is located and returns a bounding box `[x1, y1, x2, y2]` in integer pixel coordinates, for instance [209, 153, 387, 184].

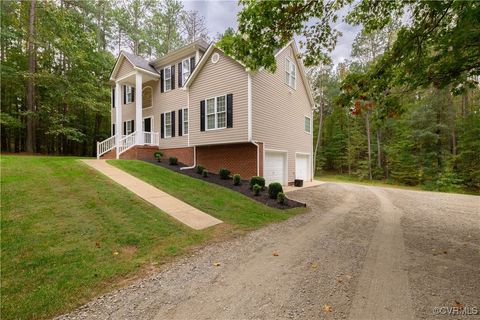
[26, 0, 36, 153]
[366, 112, 372, 180]
[313, 102, 323, 176]
[376, 129, 381, 168]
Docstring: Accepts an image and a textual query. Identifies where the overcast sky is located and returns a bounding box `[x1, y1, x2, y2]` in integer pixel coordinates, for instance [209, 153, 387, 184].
[181, 0, 361, 66]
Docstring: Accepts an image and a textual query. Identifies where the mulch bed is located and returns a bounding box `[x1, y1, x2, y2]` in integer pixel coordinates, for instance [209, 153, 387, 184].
[146, 160, 306, 209]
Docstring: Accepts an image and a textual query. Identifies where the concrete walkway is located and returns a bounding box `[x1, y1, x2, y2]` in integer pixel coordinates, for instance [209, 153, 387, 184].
[81, 159, 222, 230]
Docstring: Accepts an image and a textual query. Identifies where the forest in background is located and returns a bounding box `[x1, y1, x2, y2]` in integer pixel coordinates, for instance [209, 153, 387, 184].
[1, 0, 209, 156]
[308, 27, 480, 193]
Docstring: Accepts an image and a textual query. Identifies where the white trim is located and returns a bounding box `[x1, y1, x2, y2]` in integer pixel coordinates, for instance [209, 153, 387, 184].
[133, 66, 160, 78]
[142, 86, 153, 109]
[274, 40, 295, 58]
[182, 107, 189, 136]
[187, 88, 190, 146]
[304, 115, 312, 134]
[164, 66, 172, 92]
[247, 73, 252, 141]
[163, 111, 173, 138]
[181, 58, 191, 86]
[250, 141, 261, 176]
[124, 119, 134, 135]
[116, 71, 136, 83]
[125, 85, 134, 104]
[142, 116, 153, 131]
[205, 94, 227, 131]
[285, 57, 296, 90]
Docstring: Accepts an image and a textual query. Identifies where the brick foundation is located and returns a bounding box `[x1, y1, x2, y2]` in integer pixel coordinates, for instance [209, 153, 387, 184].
[196, 143, 259, 179]
[119, 145, 160, 160]
[159, 147, 194, 166]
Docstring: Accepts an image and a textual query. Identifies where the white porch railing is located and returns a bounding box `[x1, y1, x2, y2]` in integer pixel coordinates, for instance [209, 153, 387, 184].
[96, 135, 116, 159]
[143, 132, 159, 146]
[117, 131, 137, 158]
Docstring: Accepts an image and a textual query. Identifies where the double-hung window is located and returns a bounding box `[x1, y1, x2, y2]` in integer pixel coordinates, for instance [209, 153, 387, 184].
[164, 66, 172, 91]
[206, 95, 226, 130]
[126, 86, 134, 103]
[285, 58, 296, 89]
[182, 58, 190, 86]
[304, 116, 311, 134]
[182, 108, 189, 135]
[164, 112, 172, 137]
[124, 120, 134, 135]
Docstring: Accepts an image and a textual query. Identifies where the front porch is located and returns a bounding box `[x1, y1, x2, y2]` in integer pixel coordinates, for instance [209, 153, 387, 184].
[98, 59, 160, 159]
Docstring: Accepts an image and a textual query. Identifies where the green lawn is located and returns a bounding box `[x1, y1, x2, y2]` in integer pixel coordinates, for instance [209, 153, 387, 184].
[108, 160, 304, 229]
[1, 156, 303, 320]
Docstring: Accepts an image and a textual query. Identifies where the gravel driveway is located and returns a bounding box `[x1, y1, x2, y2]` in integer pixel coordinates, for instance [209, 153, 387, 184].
[58, 183, 480, 320]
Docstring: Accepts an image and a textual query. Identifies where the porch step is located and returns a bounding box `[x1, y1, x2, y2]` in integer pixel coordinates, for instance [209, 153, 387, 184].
[99, 149, 116, 159]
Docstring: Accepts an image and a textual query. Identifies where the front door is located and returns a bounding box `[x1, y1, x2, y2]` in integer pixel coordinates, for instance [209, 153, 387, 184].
[143, 117, 152, 144]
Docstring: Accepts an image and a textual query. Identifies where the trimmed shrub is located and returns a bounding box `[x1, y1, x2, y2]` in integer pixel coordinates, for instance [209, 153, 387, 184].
[233, 174, 241, 186]
[268, 182, 283, 199]
[153, 151, 163, 162]
[219, 168, 231, 179]
[169, 157, 178, 165]
[196, 165, 205, 174]
[249, 176, 265, 190]
[253, 184, 261, 196]
[202, 169, 208, 177]
[277, 192, 286, 204]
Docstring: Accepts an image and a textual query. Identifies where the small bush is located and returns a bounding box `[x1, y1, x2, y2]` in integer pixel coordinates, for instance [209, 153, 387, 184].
[249, 176, 265, 190]
[153, 151, 163, 162]
[169, 157, 178, 165]
[268, 182, 283, 199]
[219, 168, 231, 179]
[253, 184, 261, 196]
[277, 192, 286, 204]
[233, 174, 241, 186]
[196, 165, 205, 174]
[202, 169, 208, 177]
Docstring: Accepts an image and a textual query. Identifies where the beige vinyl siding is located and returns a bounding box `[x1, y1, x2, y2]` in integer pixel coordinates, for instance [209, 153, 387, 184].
[189, 49, 248, 146]
[252, 44, 313, 182]
[117, 58, 134, 78]
[153, 58, 191, 148]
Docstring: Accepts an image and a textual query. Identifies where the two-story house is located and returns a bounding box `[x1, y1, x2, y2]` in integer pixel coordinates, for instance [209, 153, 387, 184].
[100, 39, 314, 186]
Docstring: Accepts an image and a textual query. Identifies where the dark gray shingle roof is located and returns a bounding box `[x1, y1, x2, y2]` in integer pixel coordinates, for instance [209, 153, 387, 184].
[122, 51, 158, 74]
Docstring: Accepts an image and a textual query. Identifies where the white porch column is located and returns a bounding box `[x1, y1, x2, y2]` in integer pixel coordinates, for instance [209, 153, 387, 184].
[135, 72, 143, 145]
[115, 81, 122, 146]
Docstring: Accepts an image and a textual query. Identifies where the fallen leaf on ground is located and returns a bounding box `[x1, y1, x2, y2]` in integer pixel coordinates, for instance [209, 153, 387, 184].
[95, 242, 101, 248]
[336, 277, 343, 283]
[213, 262, 221, 266]
[113, 251, 119, 255]
[311, 263, 318, 269]
[322, 304, 333, 312]
[453, 300, 464, 308]
[272, 252, 279, 256]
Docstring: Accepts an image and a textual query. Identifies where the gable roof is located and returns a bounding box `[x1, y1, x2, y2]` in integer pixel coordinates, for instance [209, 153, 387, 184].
[110, 51, 158, 81]
[183, 43, 245, 88]
[151, 39, 210, 67]
[275, 40, 315, 107]
[184, 40, 315, 107]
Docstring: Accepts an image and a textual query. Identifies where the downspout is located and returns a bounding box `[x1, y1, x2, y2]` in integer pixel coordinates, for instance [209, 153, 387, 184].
[180, 145, 196, 170]
[247, 72, 259, 176]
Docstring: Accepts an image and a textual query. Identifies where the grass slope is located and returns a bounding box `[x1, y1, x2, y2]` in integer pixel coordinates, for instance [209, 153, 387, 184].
[1, 156, 303, 320]
[109, 160, 304, 228]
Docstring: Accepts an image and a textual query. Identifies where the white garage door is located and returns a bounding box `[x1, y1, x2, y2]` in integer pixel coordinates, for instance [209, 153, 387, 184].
[295, 153, 310, 181]
[264, 151, 286, 185]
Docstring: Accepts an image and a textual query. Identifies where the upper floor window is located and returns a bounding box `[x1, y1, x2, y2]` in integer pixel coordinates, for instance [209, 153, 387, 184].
[125, 85, 134, 104]
[182, 58, 190, 86]
[206, 95, 226, 130]
[182, 108, 189, 135]
[304, 116, 311, 133]
[285, 58, 296, 89]
[164, 66, 172, 91]
[164, 112, 172, 137]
